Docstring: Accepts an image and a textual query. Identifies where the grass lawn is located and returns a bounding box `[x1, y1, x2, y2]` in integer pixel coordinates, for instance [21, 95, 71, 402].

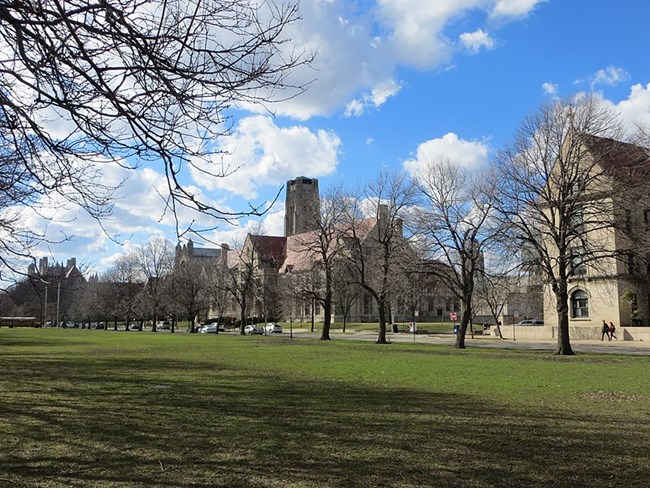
[298, 322, 456, 334]
[1, 329, 649, 487]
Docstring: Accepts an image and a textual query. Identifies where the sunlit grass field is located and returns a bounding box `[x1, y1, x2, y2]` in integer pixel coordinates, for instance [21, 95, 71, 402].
[1, 328, 649, 487]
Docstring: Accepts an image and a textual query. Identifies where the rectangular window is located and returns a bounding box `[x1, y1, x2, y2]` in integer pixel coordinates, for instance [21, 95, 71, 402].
[627, 252, 637, 276]
[572, 290, 589, 318]
[569, 207, 584, 234]
[570, 247, 587, 276]
[644, 209, 650, 225]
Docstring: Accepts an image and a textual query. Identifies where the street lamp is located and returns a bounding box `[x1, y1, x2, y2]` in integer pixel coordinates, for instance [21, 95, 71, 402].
[56, 281, 61, 327]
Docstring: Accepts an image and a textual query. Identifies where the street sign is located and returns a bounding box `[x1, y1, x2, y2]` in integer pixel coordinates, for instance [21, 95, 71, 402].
[450, 312, 458, 321]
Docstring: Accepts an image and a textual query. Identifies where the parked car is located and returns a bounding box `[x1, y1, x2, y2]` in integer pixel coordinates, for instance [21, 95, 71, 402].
[515, 319, 544, 326]
[200, 324, 218, 334]
[244, 325, 263, 335]
[157, 321, 172, 330]
[265, 323, 283, 334]
[128, 323, 143, 331]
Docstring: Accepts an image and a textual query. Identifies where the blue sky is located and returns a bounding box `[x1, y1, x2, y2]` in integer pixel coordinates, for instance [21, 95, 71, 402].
[20, 0, 650, 278]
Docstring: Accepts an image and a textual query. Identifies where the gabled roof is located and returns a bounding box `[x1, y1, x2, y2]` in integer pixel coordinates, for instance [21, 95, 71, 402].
[338, 217, 377, 243]
[250, 235, 287, 266]
[281, 231, 322, 272]
[581, 134, 650, 178]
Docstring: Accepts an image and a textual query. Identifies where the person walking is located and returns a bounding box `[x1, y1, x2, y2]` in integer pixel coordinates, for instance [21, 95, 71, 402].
[601, 320, 610, 341]
[609, 321, 617, 340]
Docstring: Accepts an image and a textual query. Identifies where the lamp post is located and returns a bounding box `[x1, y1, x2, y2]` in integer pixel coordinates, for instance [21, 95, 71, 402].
[56, 281, 61, 327]
[43, 284, 48, 327]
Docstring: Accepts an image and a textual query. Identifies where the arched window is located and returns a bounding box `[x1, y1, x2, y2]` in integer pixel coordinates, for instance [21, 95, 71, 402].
[571, 290, 589, 318]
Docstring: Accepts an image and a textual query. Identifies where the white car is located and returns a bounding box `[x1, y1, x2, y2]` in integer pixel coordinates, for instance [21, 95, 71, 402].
[244, 325, 263, 335]
[265, 323, 283, 334]
[200, 324, 218, 334]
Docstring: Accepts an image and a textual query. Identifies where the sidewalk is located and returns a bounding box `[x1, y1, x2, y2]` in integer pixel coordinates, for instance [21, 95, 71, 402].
[299, 329, 650, 355]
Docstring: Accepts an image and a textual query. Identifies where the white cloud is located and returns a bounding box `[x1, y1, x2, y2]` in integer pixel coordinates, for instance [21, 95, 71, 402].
[542, 82, 558, 95]
[459, 29, 495, 53]
[265, 0, 546, 119]
[345, 79, 401, 117]
[591, 66, 629, 88]
[190, 116, 340, 198]
[601, 83, 650, 136]
[403, 133, 490, 176]
[576, 66, 630, 90]
[491, 0, 546, 18]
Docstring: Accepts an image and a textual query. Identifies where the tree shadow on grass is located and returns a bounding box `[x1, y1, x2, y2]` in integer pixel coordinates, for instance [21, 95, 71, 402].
[0, 355, 648, 487]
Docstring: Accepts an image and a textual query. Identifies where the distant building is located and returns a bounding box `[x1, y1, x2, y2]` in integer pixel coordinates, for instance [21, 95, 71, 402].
[27, 257, 85, 285]
[184, 176, 457, 325]
[27, 257, 86, 325]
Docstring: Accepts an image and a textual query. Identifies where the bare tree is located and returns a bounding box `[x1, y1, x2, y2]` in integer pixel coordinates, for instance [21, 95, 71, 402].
[208, 265, 233, 333]
[340, 171, 417, 344]
[280, 270, 310, 337]
[414, 160, 497, 349]
[223, 231, 264, 335]
[168, 259, 211, 333]
[332, 261, 360, 334]
[492, 95, 628, 355]
[135, 236, 174, 332]
[473, 274, 512, 337]
[286, 186, 346, 340]
[0, 0, 310, 276]
[102, 253, 143, 330]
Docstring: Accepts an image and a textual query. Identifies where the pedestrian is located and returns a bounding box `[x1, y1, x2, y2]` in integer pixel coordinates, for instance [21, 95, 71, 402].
[601, 320, 610, 341]
[609, 321, 617, 340]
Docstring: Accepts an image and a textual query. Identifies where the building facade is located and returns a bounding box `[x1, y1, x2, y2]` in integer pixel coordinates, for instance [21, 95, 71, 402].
[542, 135, 650, 329]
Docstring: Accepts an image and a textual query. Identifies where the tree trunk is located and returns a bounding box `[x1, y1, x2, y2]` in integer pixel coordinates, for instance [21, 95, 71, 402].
[151, 312, 158, 332]
[320, 298, 332, 340]
[554, 290, 575, 355]
[376, 299, 388, 344]
[454, 307, 472, 349]
[240, 298, 247, 336]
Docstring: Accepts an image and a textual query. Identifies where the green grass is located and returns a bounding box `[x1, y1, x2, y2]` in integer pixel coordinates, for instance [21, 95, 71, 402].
[1, 329, 649, 487]
[294, 321, 457, 333]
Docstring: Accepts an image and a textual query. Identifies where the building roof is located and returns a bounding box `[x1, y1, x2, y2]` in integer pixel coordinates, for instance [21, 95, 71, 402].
[192, 247, 222, 259]
[281, 231, 322, 272]
[250, 235, 287, 266]
[581, 134, 650, 178]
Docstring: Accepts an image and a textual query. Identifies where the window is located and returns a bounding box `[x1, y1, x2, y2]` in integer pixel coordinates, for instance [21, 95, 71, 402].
[644, 209, 650, 226]
[571, 290, 589, 318]
[570, 247, 587, 276]
[569, 207, 584, 233]
[627, 252, 637, 276]
[363, 294, 371, 315]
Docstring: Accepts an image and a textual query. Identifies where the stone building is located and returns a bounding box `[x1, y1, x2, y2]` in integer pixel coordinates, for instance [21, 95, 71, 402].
[284, 176, 320, 236]
[541, 134, 650, 329]
[181, 176, 458, 326]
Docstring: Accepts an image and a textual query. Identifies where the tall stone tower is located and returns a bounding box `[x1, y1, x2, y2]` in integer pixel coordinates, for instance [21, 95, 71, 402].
[284, 176, 320, 236]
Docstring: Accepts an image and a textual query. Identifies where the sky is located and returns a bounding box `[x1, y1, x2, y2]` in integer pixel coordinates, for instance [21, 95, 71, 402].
[16, 0, 650, 279]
